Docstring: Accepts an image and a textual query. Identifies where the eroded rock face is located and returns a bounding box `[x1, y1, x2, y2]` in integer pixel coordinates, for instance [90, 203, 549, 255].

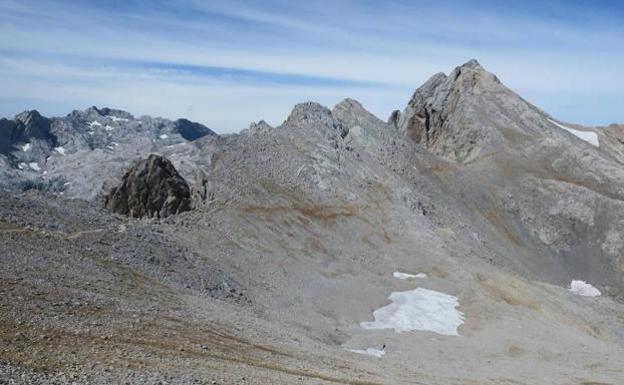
[104, 154, 191, 218]
[398, 59, 546, 163]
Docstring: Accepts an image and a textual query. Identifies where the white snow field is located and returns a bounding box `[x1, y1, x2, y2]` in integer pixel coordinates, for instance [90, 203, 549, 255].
[160, 134, 169, 139]
[393, 272, 427, 280]
[22, 143, 31, 152]
[344, 347, 386, 358]
[28, 162, 41, 171]
[54, 146, 66, 155]
[549, 119, 599, 147]
[109, 116, 129, 122]
[569, 280, 601, 297]
[361, 288, 464, 336]
[88, 121, 102, 128]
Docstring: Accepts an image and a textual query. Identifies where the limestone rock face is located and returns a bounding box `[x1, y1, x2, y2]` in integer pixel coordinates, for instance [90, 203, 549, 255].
[104, 154, 191, 218]
[398, 59, 546, 163]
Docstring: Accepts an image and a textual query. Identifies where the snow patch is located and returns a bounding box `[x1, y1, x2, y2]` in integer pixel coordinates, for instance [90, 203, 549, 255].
[344, 348, 385, 358]
[159, 134, 169, 139]
[549, 119, 599, 147]
[109, 116, 128, 122]
[89, 121, 102, 128]
[29, 162, 41, 171]
[17, 162, 26, 170]
[21, 143, 31, 152]
[569, 280, 601, 297]
[54, 146, 66, 155]
[361, 288, 464, 336]
[105, 125, 114, 131]
[393, 272, 427, 280]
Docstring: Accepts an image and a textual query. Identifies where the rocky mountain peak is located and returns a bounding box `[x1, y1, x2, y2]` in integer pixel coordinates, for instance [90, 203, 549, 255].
[12, 110, 55, 145]
[398, 60, 534, 162]
[85, 106, 134, 120]
[284, 101, 348, 138]
[332, 98, 386, 131]
[104, 154, 191, 218]
[173, 118, 216, 141]
[461, 58, 483, 70]
[247, 120, 273, 134]
[285, 102, 333, 125]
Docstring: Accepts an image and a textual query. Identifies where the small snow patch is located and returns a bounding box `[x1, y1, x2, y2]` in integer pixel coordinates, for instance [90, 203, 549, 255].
[29, 162, 41, 171]
[105, 125, 114, 131]
[569, 280, 601, 297]
[89, 121, 102, 128]
[17, 162, 26, 170]
[109, 116, 128, 122]
[21, 143, 31, 152]
[361, 288, 464, 336]
[549, 119, 599, 147]
[344, 348, 385, 358]
[54, 146, 66, 155]
[393, 272, 427, 280]
[159, 134, 169, 139]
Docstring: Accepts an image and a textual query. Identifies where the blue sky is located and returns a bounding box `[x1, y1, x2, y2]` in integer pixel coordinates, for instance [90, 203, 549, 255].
[1, 0, 623, 132]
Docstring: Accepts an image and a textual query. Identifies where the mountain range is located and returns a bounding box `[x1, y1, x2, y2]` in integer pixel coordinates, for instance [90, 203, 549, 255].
[1, 60, 624, 385]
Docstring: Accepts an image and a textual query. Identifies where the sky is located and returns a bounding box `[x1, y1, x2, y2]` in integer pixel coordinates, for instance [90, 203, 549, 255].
[1, 0, 623, 133]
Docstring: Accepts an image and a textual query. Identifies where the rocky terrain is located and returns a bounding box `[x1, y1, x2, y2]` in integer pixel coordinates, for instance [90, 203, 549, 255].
[1, 60, 624, 384]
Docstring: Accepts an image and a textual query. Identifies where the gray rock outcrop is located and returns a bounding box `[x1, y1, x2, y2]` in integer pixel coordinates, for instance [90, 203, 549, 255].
[398, 59, 546, 163]
[104, 154, 191, 218]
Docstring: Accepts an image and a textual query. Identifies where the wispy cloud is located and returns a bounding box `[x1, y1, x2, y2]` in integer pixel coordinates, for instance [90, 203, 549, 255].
[1, 0, 623, 131]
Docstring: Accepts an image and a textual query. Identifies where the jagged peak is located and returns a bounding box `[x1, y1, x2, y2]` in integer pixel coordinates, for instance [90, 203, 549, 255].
[173, 118, 216, 141]
[248, 120, 273, 132]
[283, 101, 349, 138]
[85, 106, 134, 120]
[334, 98, 363, 110]
[14, 109, 44, 122]
[332, 98, 385, 130]
[398, 59, 542, 163]
[284, 101, 332, 125]
[460, 59, 483, 70]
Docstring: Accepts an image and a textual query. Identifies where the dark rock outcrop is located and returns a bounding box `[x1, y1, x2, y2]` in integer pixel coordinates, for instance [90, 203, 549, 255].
[104, 154, 191, 218]
[173, 118, 216, 141]
[0, 110, 56, 155]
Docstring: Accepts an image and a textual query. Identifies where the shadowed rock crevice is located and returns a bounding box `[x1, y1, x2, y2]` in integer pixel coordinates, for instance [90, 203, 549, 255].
[104, 154, 192, 218]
